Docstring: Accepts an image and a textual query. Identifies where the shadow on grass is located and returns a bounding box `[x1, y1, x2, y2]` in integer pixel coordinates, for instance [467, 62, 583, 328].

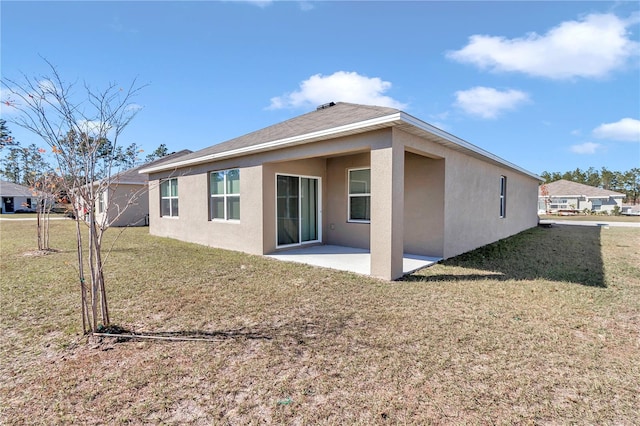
[404, 224, 605, 287]
[96, 324, 273, 342]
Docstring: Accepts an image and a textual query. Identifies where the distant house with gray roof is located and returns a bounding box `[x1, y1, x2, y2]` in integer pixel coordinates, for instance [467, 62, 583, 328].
[94, 150, 192, 227]
[0, 180, 39, 213]
[538, 179, 625, 214]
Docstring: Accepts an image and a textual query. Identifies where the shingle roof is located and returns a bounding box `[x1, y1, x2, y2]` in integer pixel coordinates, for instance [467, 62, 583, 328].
[139, 102, 540, 180]
[147, 103, 398, 168]
[539, 179, 625, 198]
[111, 149, 193, 184]
[0, 180, 37, 197]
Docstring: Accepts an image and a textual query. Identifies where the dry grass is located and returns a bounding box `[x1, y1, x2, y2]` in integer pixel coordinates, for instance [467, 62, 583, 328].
[539, 214, 640, 223]
[1, 220, 639, 424]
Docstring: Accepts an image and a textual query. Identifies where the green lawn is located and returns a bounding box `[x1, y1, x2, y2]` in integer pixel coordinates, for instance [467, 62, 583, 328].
[539, 214, 640, 222]
[1, 220, 638, 424]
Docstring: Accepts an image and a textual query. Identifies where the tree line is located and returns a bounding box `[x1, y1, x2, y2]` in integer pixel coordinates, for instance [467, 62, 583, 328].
[541, 167, 640, 204]
[1, 118, 170, 186]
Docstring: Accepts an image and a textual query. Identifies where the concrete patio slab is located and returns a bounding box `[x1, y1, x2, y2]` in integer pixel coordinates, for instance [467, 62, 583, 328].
[266, 245, 441, 277]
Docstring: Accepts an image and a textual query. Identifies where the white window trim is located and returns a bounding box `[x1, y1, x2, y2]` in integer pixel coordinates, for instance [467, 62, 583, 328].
[209, 169, 240, 222]
[160, 178, 179, 218]
[97, 190, 107, 214]
[347, 167, 371, 223]
[499, 175, 507, 219]
[275, 173, 322, 249]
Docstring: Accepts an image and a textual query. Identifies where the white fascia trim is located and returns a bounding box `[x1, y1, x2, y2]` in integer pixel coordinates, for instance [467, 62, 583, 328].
[139, 113, 404, 174]
[586, 195, 623, 200]
[91, 180, 145, 187]
[139, 110, 540, 181]
[398, 112, 542, 181]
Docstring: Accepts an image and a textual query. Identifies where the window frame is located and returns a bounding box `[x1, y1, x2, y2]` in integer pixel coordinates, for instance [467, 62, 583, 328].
[97, 190, 106, 214]
[347, 167, 371, 223]
[209, 168, 240, 222]
[499, 175, 507, 218]
[160, 177, 179, 218]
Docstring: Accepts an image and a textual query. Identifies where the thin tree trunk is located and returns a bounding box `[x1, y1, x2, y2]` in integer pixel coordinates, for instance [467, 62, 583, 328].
[36, 203, 43, 251]
[93, 223, 110, 326]
[88, 210, 99, 332]
[74, 214, 89, 334]
[43, 207, 50, 250]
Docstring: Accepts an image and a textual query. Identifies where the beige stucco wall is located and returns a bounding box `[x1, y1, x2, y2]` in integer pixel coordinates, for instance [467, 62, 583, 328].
[148, 161, 264, 255]
[103, 184, 149, 227]
[403, 152, 445, 257]
[324, 152, 371, 249]
[394, 128, 539, 260]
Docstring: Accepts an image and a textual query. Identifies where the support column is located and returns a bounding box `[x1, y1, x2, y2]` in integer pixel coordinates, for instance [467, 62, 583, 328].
[370, 143, 404, 280]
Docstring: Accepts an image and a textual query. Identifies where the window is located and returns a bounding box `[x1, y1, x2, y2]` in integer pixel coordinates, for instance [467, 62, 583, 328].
[550, 198, 570, 210]
[160, 178, 179, 217]
[348, 168, 371, 222]
[97, 191, 106, 213]
[210, 169, 240, 220]
[591, 199, 602, 211]
[499, 175, 507, 218]
[26, 198, 32, 209]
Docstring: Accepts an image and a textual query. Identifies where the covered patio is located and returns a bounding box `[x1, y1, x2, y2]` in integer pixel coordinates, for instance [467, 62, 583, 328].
[266, 245, 441, 277]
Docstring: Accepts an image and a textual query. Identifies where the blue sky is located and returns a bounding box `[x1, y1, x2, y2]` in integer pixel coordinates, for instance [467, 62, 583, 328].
[2, 1, 639, 175]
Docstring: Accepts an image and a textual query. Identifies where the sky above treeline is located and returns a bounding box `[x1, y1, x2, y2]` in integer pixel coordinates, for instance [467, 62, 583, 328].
[1, 1, 639, 175]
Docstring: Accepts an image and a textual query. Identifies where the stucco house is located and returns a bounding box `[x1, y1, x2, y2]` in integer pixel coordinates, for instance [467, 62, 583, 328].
[0, 180, 38, 213]
[94, 150, 192, 227]
[140, 102, 541, 280]
[538, 179, 625, 215]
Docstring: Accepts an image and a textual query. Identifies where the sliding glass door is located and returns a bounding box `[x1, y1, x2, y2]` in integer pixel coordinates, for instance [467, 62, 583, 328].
[277, 175, 320, 247]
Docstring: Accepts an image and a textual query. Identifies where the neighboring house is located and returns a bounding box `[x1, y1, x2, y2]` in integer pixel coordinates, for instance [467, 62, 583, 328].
[538, 179, 625, 214]
[621, 204, 640, 216]
[140, 102, 541, 280]
[0, 180, 38, 213]
[94, 150, 192, 227]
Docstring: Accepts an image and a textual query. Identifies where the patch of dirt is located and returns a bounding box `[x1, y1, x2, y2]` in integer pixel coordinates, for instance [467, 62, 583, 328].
[22, 248, 60, 257]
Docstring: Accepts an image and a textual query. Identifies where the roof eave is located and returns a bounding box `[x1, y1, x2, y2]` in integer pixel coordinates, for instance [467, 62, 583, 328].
[398, 112, 542, 181]
[140, 111, 541, 181]
[139, 113, 404, 174]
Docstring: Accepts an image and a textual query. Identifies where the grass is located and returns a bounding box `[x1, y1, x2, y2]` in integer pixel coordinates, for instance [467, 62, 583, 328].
[539, 214, 640, 223]
[1, 220, 639, 424]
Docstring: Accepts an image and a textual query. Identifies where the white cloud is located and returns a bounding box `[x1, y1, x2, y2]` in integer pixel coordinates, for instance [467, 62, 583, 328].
[126, 103, 143, 112]
[592, 118, 640, 142]
[268, 71, 407, 110]
[447, 13, 639, 79]
[570, 142, 601, 154]
[298, 1, 314, 11]
[454, 86, 529, 119]
[78, 120, 111, 136]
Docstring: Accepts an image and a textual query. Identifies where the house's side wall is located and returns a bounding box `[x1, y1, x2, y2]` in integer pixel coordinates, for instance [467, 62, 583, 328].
[106, 184, 149, 227]
[403, 152, 445, 257]
[148, 162, 264, 255]
[1, 195, 36, 213]
[394, 128, 539, 260]
[442, 155, 538, 258]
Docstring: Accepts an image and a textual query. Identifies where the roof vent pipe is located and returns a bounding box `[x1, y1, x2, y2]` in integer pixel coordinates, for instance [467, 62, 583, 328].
[316, 102, 336, 110]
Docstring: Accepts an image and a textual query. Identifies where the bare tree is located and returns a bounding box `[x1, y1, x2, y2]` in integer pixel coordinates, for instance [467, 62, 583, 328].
[2, 60, 145, 333]
[28, 171, 65, 251]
